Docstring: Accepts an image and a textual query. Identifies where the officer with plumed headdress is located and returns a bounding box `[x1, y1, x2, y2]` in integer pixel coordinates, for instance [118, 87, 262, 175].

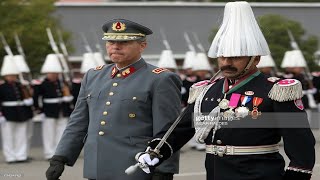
[137, 2, 315, 180]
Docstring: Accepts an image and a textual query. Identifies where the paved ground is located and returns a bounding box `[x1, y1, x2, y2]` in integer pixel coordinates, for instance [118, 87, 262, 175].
[0, 129, 319, 180]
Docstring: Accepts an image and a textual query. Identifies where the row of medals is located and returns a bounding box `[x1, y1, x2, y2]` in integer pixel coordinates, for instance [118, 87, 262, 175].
[217, 95, 260, 119]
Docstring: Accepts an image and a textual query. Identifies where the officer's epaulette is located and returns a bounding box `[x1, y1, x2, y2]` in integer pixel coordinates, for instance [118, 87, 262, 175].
[187, 77, 223, 104]
[94, 65, 105, 71]
[152, 67, 168, 74]
[31, 79, 43, 86]
[268, 78, 303, 102]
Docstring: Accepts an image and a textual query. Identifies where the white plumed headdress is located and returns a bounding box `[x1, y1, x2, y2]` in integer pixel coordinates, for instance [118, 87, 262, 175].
[208, 1, 270, 58]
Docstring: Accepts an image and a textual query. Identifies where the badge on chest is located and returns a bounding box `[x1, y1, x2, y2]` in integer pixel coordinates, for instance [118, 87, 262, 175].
[207, 91, 263, 119]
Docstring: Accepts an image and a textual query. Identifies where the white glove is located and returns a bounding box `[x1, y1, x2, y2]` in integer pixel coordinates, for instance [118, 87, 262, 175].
[0, 116, 6, 124]
[308, 88, 317, 94]
[23, 98, 34, 106]
[137, 153, 159, 174]
[62, 96, 74, 102]
[32, 113, 45, 122]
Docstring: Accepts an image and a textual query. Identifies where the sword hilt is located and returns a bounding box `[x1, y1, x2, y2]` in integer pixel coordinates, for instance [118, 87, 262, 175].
[125, 148, 161, 175]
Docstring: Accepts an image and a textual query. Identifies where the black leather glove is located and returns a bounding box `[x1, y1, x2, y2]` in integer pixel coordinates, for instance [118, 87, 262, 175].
[46, 155, 68, 180]
[283, 170, 312, 180]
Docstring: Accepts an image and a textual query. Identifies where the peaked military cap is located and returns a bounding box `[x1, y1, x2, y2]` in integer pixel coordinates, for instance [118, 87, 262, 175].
[102, 18, 153, 41]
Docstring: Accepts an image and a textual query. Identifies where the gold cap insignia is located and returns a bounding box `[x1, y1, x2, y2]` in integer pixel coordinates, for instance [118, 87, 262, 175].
[112, 22, 126, 32]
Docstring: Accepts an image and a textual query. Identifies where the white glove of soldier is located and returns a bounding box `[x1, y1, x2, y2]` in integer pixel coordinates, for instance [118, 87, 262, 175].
[23, 98, 34, 106]
[137, 153, 159, 174]
[62, 96, 74, 102]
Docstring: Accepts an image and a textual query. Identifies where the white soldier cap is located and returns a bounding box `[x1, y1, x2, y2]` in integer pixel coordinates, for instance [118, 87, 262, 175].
[41, 54, 63, 73]
[192, 53, 212, 71]
[1, 55, 20, 76]
[281, 50, 307, 68]
[157, 50, 177, 69]
[182, 51, 196, 70]
[257, 55, 276, 68]
[93, 52, 106, 66]
[13, 55, 30, 73]
[208, 1, 270, 58]
[81, 53, 97, 74]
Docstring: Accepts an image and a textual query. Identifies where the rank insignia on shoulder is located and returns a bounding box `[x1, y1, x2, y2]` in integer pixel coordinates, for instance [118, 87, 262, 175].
[268, 79, 303, 102]
[152, 68, 168, 74]
[94, 65, 105, 71]
[267, 77, 280, 83]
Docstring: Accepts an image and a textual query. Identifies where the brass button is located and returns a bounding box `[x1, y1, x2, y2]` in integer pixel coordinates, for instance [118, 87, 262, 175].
[112, 83, 118, 87]
[103, 111, 108, 115]
[216, 140, 222, 145]
[129, 113, 136, 118]
[116, 74, 121, 78]
[109, 92, 114, 96]
[98, 131, 104, 136]
[100, 121, 106, 125]
[132, 97, 137, 100]
[106, 101, 111, 106]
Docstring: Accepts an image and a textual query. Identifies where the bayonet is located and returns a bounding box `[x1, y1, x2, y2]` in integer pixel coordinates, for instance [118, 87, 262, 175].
[14, 33, 25, 57]
[192, 32, 205, 52]
[160, 28, 171, 50]
[183, 32, 196, 52]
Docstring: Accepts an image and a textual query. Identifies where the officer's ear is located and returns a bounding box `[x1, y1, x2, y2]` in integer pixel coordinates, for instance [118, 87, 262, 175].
[138, 40, 147, 52]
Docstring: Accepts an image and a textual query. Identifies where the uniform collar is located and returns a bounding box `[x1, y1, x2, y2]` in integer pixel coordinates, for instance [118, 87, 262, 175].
[111, 58, 146, 79]
[223, 69, 260, 94]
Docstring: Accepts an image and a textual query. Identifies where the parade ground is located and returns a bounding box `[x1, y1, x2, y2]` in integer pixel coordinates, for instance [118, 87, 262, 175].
[0, 130, 319, 180]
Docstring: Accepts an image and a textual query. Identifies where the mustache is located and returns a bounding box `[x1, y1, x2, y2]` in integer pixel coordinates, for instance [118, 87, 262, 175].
[109, 50, 123, 54]
[220, 66, 237, 71]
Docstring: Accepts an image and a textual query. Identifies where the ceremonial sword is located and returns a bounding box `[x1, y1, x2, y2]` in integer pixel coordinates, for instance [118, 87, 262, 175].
[125, 70, 221, 175]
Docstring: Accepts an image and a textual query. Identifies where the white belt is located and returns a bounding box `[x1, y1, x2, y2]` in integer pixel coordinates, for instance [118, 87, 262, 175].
[43, 98, 62, 104]
[206, 144, 279, 157]
[1, 101, 25, 106]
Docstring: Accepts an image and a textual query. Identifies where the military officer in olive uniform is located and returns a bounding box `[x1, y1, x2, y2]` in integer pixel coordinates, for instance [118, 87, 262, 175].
[46, 19, 182, 180]
[139, 2, 315, 180]
[0, 55, 33, 163]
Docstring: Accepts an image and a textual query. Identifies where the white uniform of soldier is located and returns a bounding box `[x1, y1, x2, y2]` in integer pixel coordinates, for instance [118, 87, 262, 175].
[0, 55, 33, 163]
[33, 54, 73, 159]
[13, 54, 34, 158]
